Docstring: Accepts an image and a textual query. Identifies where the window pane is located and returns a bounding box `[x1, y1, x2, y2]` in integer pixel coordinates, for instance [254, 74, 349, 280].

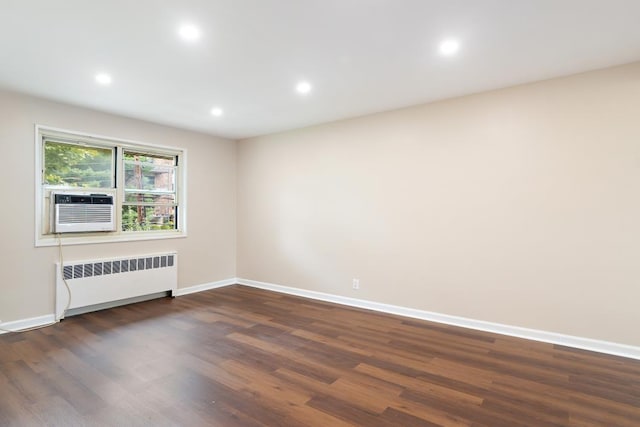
[44, 141, 114, 187]
[124, 152, 175, 192]
[122, 205, 176, 231]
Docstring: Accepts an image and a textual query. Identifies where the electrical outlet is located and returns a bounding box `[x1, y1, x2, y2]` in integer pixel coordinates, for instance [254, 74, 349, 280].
[352, 279, 360, 290]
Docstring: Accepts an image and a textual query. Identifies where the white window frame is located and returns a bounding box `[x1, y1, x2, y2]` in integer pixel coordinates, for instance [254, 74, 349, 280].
[35, 125, 187, 247]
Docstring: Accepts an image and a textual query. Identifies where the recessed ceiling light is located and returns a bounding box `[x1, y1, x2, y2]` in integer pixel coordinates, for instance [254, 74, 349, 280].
[439, 39, 460, 56]
[95, 73, 112, 85]
[210, 107, 223, 117]
[296, 81, 312, 95]
[178, 24, 201, 42]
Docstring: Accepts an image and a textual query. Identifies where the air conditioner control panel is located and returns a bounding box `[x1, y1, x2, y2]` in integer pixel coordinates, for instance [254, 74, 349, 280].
[54, 194, 113, 205]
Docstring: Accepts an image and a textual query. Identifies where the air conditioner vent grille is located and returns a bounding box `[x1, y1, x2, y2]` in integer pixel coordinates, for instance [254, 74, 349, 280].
[58, 205, 113, 224]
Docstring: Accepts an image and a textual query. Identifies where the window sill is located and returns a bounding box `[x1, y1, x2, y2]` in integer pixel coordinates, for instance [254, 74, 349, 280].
[35, 230, 187, 247]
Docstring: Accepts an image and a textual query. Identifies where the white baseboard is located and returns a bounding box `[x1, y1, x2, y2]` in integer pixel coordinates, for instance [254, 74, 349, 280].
[236, 278, 640, 361]
[4, 278, 638, 361]
[0, 279, 236, 333]
[173, 278, 238, 296]
[0, 314, 57, 334]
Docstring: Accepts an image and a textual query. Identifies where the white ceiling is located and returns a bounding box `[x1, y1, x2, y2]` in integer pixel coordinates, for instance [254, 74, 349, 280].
[1, 0, 639, 140]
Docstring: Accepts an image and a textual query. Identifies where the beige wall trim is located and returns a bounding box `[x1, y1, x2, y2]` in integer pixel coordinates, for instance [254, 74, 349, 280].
[236, 278, 640, 361]
[0, 314, 56, 334]
[173, 278, 238, 297]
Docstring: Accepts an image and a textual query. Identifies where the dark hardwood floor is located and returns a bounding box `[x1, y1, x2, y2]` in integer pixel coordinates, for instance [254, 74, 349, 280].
[1, 285, 639, 426]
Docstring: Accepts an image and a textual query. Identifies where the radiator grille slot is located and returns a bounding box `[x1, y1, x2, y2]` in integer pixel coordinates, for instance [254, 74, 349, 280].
[62, 255, 174, 280]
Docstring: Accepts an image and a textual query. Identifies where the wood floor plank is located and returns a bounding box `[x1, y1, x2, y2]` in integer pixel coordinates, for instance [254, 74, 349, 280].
[355, 362, 484, 405]
[1, 284, 639, 426]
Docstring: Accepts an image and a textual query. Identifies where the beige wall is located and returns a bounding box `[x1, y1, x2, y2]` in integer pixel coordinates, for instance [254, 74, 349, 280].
[237, 62, 640, 347]
[3, 62, 638, 347]
[0, 90, 236, 323]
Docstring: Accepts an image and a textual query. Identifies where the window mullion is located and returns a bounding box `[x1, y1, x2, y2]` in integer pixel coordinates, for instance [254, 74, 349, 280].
[116, 145, 125, 233]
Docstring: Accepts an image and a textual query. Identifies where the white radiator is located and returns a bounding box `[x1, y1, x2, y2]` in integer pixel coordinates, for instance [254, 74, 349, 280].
[55, 252, 177, 320]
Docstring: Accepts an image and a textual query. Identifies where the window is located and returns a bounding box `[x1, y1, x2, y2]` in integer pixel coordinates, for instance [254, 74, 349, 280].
[122, 151, 177, 231]
[36, 126, 186, 246]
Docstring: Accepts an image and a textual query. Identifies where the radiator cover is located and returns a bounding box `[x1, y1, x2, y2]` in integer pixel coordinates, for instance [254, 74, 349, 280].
[55, 252, 177, 320]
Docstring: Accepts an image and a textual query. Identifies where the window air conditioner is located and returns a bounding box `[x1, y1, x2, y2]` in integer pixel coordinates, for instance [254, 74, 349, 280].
[52, 193, 115, 233]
